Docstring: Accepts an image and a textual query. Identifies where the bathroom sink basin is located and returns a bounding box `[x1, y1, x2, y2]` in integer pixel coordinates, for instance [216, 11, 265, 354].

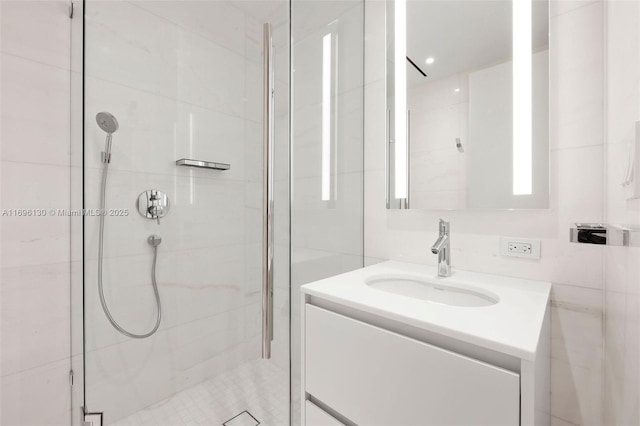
[365, 276, 499, 307]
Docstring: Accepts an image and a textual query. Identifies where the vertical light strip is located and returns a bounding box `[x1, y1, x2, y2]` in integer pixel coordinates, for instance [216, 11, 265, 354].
[394, 0, 408, 198]
[513, 0, 533, 195]
[322, 33, 332, 201]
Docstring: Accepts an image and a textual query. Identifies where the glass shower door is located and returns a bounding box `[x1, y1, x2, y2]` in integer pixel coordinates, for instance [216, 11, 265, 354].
[79, 1, 290, 425]
[290, 1, 365, 425]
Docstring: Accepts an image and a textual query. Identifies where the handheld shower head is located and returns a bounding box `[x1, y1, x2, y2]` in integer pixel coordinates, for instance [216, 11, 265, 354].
[96, 112, 119, 134]
[97, 112, 119, 163]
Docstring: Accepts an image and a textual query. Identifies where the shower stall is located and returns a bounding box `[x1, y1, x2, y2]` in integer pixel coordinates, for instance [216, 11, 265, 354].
[71, 0, 363, 425]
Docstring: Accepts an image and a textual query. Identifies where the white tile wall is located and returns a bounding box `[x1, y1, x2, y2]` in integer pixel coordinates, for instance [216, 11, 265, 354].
[364, 1, 605, 425]
[604, 1, 640, 425]
[1, 262, 71, 376]
[1, 1, 73, 425]
[1, 358, 73, 425]
[1, 54, 71, 167]
[0, 1, 71, 70]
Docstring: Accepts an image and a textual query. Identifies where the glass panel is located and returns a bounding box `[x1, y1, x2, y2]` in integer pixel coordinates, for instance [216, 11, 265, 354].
[604, 3, 640, 423]
[82, 2, 290, 425]
[290, 1, 365, 425]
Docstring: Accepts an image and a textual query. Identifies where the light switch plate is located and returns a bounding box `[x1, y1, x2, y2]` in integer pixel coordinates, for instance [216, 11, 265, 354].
[500, 237, 541, 259]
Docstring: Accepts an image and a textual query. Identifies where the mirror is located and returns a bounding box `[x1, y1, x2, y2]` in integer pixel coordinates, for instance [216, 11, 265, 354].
[386, 0, 549, 210]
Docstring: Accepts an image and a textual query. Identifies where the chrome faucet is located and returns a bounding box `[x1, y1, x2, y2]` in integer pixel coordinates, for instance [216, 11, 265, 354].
[431, 219, 451, 277]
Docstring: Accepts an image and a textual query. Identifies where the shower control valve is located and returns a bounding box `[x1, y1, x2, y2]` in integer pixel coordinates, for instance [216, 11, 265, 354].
[137, 190, 170, 225]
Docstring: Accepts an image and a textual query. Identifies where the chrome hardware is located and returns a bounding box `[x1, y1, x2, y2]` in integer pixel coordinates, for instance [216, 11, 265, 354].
[147, 234, 162, 247]
[262, 22, 274, 359]
[431, 219, 451, 277]
[137, 190, 169, 225]
[570, 223, 633, 246]
[101, 133, 113, 164]
[570, 223, 607, 245]
[175, 158, 230, 171]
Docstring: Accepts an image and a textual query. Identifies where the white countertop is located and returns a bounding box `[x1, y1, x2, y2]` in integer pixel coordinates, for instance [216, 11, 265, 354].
[301, 260, 551, 361]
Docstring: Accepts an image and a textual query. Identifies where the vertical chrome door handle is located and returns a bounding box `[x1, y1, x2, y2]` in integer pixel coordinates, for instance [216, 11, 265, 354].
[262, 22, 274, 359]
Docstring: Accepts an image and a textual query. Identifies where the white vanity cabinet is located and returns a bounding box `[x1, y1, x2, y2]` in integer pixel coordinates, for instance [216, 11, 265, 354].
[300, 261, 551, 426]
[304, 304, 519, 425]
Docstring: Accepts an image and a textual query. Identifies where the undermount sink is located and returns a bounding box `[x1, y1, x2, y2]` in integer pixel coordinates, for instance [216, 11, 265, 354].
[365, 276, 499, 307]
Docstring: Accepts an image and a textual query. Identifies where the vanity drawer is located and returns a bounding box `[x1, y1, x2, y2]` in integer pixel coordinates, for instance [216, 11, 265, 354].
[305, 304, 520, 426]
[306, 401, 345, 426]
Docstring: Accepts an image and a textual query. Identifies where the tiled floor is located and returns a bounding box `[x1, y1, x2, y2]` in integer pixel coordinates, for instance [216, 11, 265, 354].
[223, 411, 260, 426]
[111, 359, 289, 426]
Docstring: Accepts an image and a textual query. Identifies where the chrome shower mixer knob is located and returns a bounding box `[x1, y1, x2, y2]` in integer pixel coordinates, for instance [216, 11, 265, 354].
[137, 190, 170, 224]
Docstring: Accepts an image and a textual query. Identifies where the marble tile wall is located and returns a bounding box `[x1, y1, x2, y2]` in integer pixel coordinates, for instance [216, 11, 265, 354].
[364, 1, 606, 425]
[1, 1, 74, 424]
[604, 1, 640, 424]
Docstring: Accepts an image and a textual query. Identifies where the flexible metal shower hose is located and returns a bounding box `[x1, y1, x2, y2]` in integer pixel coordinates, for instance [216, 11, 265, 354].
[97, 160, 162, 338]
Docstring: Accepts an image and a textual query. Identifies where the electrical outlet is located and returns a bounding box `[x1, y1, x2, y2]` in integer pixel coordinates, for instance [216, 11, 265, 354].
[500, 237, 541, 259]
[508, 242, 532, 254]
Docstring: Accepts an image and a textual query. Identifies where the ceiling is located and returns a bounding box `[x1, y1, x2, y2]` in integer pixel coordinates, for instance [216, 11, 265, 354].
[405, 0, 549, 87]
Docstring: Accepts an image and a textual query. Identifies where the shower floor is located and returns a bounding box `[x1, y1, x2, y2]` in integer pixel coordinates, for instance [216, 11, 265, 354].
[110, 359, 289, 426]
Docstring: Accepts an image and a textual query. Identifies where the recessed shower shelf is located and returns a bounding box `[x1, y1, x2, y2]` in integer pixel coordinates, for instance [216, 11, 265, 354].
[175, 158, 230, 171]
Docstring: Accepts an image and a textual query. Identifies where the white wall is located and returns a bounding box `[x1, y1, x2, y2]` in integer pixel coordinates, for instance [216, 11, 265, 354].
[365, 1, 605, 424]
[1, 1, 74, 425]
[603, 1, 640, 424]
